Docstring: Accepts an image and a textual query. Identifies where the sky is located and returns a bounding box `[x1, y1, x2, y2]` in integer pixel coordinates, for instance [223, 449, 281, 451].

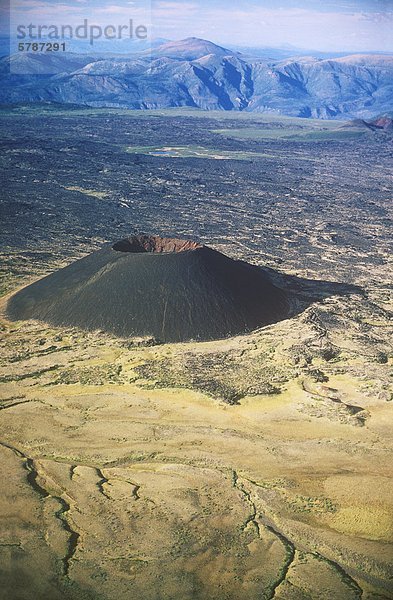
[1, 0, 393, 52]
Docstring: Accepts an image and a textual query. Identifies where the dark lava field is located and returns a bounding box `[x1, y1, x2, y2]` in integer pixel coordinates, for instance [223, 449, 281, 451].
[0, 107, 391, 295]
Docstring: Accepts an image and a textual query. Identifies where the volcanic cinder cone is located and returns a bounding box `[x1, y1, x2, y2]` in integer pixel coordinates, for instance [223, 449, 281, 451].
[6, 235, 290, 343]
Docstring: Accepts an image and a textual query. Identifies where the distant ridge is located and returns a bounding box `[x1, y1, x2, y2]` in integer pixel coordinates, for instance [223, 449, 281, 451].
[6, 235, 290, 343]
[1, 37, 392, 118]
[149, 37, 234, 61]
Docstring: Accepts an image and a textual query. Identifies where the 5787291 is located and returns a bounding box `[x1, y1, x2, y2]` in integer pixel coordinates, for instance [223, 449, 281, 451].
[18, 42, 66, 52]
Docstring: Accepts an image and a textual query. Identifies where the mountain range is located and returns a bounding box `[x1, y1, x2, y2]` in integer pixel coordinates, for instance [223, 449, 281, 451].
[1, 37, 392, 118]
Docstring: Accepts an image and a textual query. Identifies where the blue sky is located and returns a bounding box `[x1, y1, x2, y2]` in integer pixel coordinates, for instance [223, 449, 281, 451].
[3, 0, 393, 51]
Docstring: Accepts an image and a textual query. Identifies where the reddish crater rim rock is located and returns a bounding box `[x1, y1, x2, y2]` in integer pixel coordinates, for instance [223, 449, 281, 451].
[113, 235, 203, 254]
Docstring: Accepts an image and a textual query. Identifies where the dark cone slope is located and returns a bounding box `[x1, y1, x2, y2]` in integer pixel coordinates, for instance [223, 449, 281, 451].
[6, 235, 290, 343]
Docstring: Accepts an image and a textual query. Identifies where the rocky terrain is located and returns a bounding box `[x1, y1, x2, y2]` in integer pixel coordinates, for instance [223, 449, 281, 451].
[0, 108, 392, 599]
[1, 38, 393, 118]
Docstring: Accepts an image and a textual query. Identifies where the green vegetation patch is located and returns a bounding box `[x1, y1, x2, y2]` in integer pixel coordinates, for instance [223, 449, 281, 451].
[51, 364, 123, 386]
[126, 144, 274, 160]
[288, 495, 338, 515]
[135, 349, 289, 405]
[213, 127, 366, 142]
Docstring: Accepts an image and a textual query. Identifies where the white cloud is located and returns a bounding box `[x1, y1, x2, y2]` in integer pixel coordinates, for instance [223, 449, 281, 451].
[11, 0, 85, 15]
[155, 1, 197, 7]
[7, 0, 393, 51]
[151, 5, 393, 51]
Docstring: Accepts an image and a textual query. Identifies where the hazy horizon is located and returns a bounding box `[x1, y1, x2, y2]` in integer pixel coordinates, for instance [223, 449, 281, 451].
[1, 0, 393, 53]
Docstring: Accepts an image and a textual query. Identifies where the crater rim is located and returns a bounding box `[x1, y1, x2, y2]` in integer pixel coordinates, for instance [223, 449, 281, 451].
[112, 234, 203, 254]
